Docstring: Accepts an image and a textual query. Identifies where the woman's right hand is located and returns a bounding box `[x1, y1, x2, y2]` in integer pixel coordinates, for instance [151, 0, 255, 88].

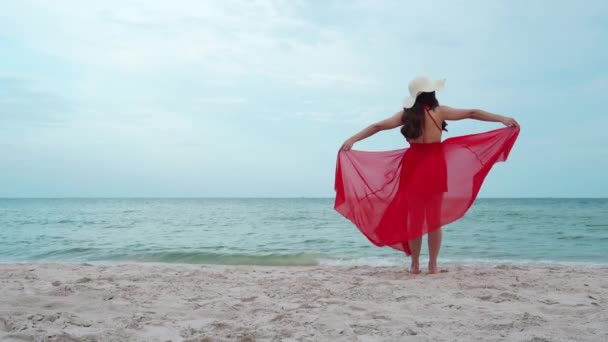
[500, 116, 520, 128]
[340, 138, 355, 151]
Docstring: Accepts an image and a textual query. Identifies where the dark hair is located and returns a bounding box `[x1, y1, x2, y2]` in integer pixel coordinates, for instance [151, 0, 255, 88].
[400, 91, 447, 140]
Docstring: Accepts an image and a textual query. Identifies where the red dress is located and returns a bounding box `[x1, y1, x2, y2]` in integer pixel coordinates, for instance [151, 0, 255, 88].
[334, 111, 520, 255]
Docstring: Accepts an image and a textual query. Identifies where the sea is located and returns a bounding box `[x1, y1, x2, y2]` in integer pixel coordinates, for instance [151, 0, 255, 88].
[1, 198, 606, 266]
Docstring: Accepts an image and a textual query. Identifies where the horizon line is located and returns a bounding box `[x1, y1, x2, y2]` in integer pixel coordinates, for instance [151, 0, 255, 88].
[1, 197, 607, 200]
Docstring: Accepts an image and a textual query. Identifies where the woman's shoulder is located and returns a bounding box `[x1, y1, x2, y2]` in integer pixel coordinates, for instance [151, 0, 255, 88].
[431, 106, 449, 131]
[433, 105, 457, 120]
[434, 105, 452, 113]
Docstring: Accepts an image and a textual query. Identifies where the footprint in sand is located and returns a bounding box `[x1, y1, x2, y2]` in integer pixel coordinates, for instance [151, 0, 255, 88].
[444, 304, 463, 310]
[487, 321, 514, 330]
[396, 295, 419, 302]
[102, 293, 115, 301]
[211, 321, 230, 329]
[66, 314, 92, 328]
[75, 277, 92, 283]
[479, 292, 522, 303]
[371, 313, 391, 320]
[48, 286, 74, 297]
[498, 292, 522, 301]
[348, 305, 367, 311]
[521, 312, 546, 326]
[415, 321, 432, 328]
[298, 303, 320, 309]
[270, 313, 290, 322]
[527, 337, 550, 342]
[403, 328, 418, 336]
[0, 318, 12, 332]
[42, 332, 83, 342]
[27, 314, 44, 322]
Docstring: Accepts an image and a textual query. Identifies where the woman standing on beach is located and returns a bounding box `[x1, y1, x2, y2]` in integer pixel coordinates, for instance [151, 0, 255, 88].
[334, 77, 520, 274]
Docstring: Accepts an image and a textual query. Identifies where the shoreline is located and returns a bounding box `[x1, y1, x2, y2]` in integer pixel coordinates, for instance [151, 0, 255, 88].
[1, 263, 606, 341]
[2, 258, 607, 268]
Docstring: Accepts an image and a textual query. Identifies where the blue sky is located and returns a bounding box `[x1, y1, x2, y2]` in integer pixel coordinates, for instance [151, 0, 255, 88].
[1, 0, 607, 197]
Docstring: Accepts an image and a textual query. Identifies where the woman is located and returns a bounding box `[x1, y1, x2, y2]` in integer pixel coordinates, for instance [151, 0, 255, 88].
[334, 77, 520, 274]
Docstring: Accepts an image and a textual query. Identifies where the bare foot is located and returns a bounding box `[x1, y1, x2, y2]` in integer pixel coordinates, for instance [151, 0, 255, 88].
[409, 261, 421, 274]
[428, 262, 448, 274]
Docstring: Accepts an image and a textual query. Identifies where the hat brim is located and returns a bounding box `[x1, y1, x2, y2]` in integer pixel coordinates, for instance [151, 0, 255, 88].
[403, 96, 416, 109]
[402, 78, 446, 108]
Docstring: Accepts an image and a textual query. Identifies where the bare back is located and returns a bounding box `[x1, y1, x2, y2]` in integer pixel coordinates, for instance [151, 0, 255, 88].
[406, 106, 444, 144]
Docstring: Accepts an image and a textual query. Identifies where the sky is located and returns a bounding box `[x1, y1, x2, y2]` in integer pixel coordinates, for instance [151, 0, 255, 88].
[0, 0, 607, 198]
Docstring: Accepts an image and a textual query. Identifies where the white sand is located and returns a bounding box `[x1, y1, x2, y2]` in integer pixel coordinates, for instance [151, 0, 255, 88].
[0, 263, 606, 342]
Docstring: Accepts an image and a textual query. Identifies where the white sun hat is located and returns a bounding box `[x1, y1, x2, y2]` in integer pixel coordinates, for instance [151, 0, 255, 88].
[403, 76, 446, 108]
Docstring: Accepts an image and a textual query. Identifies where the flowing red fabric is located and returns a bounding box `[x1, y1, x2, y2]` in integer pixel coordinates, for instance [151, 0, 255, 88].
[334, 127, 520, 255]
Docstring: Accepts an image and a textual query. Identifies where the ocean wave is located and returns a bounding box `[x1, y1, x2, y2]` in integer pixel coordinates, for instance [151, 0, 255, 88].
[319, 256, 608, 267]
[4, 248, 608, 267]
[101, 251, 328, 266]
[29, 247, 100, 259]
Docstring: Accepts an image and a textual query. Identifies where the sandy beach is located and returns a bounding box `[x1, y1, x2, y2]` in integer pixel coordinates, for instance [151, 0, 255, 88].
[0, 263, 606, 342]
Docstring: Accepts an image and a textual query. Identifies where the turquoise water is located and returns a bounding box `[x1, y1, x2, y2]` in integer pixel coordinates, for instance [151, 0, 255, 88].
[1, 198, 606, 266]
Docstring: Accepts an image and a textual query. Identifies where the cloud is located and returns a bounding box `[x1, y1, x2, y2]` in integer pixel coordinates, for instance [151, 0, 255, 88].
[0, 77, 71, 124]
[1, 0, 607, 197]
[0, 1, 378, 89]
[288, 106, 391, 124]
[294, 73, 379, 89]
[195, 97, 246, 105]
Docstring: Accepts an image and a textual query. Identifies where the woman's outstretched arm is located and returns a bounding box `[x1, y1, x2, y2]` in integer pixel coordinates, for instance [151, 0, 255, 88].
[340, 111, 403, 151]
[438, 106, 519, 128]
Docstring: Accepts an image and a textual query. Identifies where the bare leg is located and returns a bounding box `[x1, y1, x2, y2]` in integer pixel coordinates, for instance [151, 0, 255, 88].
[424, 192, 444, 274]
[407, 238, 422, 274]
[427, 228, 442, 274]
